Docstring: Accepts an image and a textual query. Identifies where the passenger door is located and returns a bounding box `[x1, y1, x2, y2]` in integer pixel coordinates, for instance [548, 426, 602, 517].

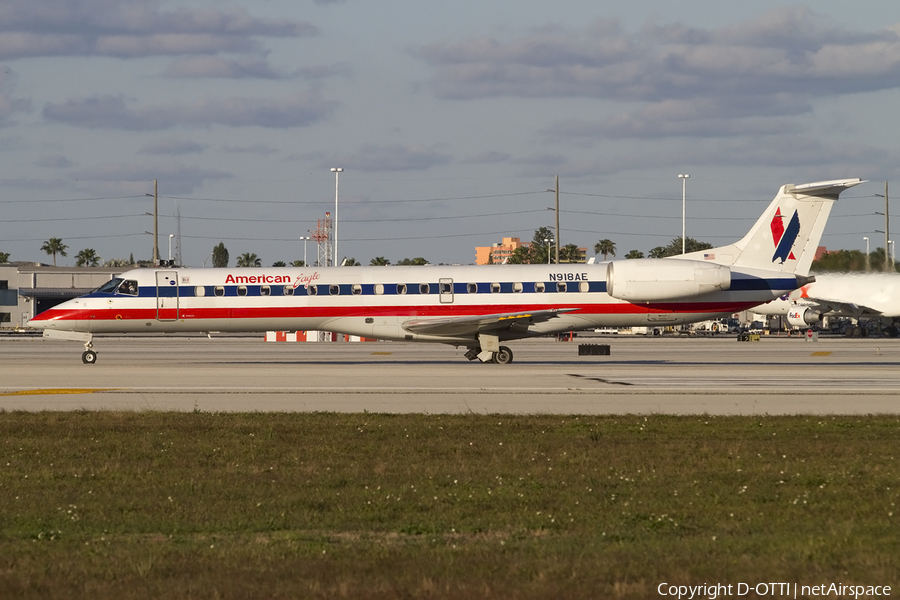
[156, 271, 179, 321]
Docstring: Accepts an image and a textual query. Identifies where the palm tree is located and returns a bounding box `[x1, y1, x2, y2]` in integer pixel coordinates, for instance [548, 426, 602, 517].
[41, 238, 68, 266]
[342, 258, 360, 266]
[236, 252, 261, 267]
[75, 248, 101, 267]
[290, 260, 306, 267]
[625, 250, 644, 259]
[272, 261, 287, 267]
[370, 257, 390, 266]
[0, 252, 10, 263]
[594, 239, 616, 261]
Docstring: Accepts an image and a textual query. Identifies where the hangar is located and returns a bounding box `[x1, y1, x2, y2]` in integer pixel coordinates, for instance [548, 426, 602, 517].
[0, 263, 124, 329]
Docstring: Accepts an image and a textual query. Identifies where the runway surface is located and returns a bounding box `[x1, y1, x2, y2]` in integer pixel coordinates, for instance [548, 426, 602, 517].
[1, 333, 899, 414]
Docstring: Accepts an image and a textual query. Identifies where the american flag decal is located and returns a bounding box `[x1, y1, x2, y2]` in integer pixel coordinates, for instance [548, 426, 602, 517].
[704, 253, 715, 260]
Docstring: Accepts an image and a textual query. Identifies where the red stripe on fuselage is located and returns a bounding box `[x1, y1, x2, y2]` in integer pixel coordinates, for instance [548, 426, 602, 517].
[34, 300, 757, 322]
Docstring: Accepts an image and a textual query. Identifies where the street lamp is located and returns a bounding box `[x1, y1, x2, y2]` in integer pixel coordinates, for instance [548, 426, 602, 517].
[331, 168, 343, 266]
[678, 174, 690, 254]
[302, 235, 310, 267]
[168, 234, 174, 264]
[863, 236, 869, 271]
[544, 238, 554, 264]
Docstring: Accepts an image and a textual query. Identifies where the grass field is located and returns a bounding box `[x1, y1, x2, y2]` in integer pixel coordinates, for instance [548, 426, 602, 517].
[1, 412, 897, 599]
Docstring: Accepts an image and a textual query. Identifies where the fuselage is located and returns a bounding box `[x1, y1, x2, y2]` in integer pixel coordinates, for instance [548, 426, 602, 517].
[29, 263, 801, 344]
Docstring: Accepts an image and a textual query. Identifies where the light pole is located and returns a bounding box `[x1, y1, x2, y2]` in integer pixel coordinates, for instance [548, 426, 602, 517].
[331, 167, 343, 266]
[302, 235, 310, 267]
[168, 234, 174, 264]
[890, 240, 896, 266]
[678, 174, 690, 254]
[863, 236, 870, 271]
[544, 238, 554, 264]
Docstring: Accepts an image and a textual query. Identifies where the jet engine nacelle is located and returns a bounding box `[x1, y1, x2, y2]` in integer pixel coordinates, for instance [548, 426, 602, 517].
[606, 259, 731, 302]
[787, 307, 822, 327]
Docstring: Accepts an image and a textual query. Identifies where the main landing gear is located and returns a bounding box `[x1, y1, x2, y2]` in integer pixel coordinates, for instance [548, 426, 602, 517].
[464, 345, 514, 364]
[464, 333, 514, 364]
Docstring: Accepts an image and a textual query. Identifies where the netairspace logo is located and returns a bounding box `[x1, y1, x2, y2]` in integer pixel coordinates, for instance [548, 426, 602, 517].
[657, 582, 892, 599]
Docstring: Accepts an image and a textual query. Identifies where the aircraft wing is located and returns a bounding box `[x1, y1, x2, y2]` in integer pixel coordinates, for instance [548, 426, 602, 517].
[802, 297, 882, 319]
[402, 308, 580, 337]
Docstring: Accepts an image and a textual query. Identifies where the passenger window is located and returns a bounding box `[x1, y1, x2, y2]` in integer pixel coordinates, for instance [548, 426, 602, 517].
[260, 285, 271, 296]
[352, 284, 362, 295]
[419, 283, 430, 294]
[195, 286, 205, 297]
[215, 286, 225, 297]
[579, 281, 589, 293]
[397, 284, 407, 295]
[534, 282, 545, 293]
[329, 284, 340, 296]
[237, 286, 247, 297]
[557, 282, 567, 293]
[441, 282, 452, 294]
[308, 285, 318, 296]
[491, 282, 501, 293]
[374, 284, 384, 295]
[117, 280, 139, 296]
[467, 283, 478, 294]
[513, 282, 523, 293]
[283, 286, 294, 296]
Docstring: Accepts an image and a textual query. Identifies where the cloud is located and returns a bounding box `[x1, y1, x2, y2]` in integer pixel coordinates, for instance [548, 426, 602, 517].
[295, 62, 352, 81]
[334, 144, 452, 171]
[0, 0, 317, 60]
[162, 56, 282, 79]
[72, 160, 231, 195]
[417, 9, 900, 101]
[0, 66, 31, 126]
[461, 151, 510, 164]
[543, 97, 809, 140]
[43, 92, 338, 130]
[34, 154, 74, 168]
[415, 7, 900, 142]
[221, 143, 280, 156]
[139, 138, 206, 155]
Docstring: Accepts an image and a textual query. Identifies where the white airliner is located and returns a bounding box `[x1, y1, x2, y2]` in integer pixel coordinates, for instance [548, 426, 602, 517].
[29, 178, 863, 364]
[752, 271, 900, 336]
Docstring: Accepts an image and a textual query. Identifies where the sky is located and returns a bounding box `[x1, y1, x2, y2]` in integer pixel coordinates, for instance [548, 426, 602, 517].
[2, 0, 900, 267]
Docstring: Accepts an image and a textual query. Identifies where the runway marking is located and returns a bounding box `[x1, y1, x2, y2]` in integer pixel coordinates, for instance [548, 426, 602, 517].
[0, 388, 116, 396]
[810, 351, 833, 356]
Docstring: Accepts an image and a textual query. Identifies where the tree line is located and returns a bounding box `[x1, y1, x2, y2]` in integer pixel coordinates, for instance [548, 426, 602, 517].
[6, 236, 896, 273]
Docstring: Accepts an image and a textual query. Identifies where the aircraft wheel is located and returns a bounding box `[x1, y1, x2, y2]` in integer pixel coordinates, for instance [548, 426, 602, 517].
[82, 350, 98, 364]
[493, 346, 513, 364]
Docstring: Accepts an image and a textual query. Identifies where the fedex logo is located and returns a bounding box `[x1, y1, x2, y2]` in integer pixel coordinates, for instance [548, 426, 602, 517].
[770, 207, 799, 264]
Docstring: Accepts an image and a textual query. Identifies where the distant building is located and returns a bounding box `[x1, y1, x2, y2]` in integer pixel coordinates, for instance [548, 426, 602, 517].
[475, 237, 528, 265]
[475, 236, 588, 264]
[0, 263, 122, 328]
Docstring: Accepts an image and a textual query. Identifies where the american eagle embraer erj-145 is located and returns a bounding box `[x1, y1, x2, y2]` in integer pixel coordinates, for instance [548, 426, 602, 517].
[29, 178, 863, 364]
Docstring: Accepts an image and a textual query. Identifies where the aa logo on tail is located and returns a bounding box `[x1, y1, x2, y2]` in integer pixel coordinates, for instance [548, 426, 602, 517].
[770, 207, 799, 264]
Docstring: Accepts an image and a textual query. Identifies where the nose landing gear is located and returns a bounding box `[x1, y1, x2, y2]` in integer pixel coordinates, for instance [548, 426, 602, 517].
[82, 340, 97, 364]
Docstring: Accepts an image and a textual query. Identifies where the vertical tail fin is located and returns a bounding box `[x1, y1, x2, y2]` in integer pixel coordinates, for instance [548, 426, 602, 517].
[682, 178, 864, 275]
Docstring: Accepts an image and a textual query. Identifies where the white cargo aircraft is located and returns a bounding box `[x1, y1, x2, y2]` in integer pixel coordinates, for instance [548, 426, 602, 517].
[752, 271, 900, 336]
[29, 178, 863, 364]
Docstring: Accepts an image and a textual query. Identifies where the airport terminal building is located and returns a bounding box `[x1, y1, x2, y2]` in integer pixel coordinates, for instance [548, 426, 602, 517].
[0, 263, 122, 329]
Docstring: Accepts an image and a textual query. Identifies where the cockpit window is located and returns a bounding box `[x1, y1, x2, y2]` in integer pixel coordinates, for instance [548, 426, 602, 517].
[96, 278, 123, 294]
[117, 280, 139, 296]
